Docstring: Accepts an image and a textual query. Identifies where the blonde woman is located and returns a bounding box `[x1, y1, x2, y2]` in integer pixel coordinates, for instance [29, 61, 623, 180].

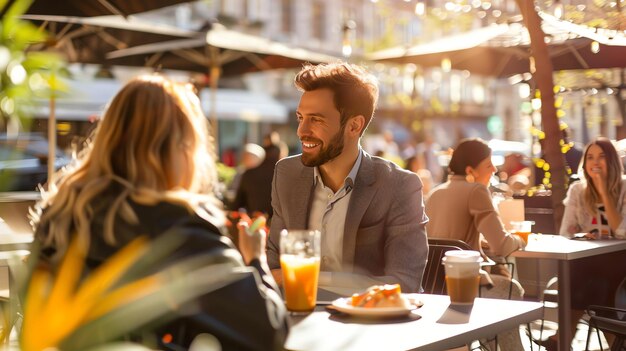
[33, 75, 287, 351]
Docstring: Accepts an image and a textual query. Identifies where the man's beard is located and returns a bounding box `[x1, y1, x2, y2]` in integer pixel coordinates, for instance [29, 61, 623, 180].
[301, 125, 346, 167]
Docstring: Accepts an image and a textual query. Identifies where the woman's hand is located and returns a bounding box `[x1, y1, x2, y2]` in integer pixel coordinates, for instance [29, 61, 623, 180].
[237, 219, 266, 265]
[589, 167, 608, 197]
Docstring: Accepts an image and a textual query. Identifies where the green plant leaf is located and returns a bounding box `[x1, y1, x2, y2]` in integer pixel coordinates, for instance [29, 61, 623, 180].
[59, 263, 251, 351]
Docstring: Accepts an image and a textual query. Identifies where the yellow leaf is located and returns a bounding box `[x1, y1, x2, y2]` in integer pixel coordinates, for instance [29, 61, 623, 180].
[87, 275, 162, 321]
[21, 269, 52, 351]
[44, 237, 84, 319]
[73, 236, 149, 314]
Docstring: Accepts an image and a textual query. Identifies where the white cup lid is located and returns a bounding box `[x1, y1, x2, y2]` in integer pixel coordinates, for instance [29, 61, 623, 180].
[442, 250, 482, 263]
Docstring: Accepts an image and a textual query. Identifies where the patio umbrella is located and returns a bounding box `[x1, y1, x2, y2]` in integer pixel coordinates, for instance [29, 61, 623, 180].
[24, 15, 197, 64]
[104, 21, 338, 141]
[366, 23, 626, 77]
[3, 0, 190, 17]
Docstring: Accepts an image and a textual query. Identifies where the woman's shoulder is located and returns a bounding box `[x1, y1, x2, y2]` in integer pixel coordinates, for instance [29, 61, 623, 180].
[567, 180, 586, 194]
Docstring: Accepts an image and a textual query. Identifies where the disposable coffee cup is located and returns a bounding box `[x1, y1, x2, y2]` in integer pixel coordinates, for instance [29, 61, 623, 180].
[442, 250, 482, 305]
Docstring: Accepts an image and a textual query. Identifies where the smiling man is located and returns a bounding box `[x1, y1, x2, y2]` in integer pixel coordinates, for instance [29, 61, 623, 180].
[266, 62, 428, 293]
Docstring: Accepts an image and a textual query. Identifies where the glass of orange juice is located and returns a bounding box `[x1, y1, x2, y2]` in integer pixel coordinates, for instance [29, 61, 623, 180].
[280, 229, 321, 312]
[511, 220, 534, 244]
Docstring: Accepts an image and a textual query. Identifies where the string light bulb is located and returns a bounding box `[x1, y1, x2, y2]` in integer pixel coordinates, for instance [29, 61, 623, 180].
[415, 2, 425, 16]
[591, 40, 600, 53]
[441, 57, 451, 72]
[342, 20, 356, 57]
[553, 0, 563, 19]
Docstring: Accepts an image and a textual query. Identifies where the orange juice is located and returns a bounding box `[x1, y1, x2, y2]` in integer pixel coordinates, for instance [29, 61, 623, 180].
[515, 231, 531, 244]
[280, 254, 320, 312]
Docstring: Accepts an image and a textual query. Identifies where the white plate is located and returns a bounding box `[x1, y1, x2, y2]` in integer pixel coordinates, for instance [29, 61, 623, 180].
[331, 297, 420, 318]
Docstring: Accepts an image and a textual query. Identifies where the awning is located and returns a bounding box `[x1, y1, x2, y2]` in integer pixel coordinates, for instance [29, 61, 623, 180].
[30, 79, 288, 123]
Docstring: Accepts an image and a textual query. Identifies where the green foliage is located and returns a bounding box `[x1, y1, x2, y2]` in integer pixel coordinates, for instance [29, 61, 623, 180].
[0, 0, 66, 129]
[216, 162, 236, 186]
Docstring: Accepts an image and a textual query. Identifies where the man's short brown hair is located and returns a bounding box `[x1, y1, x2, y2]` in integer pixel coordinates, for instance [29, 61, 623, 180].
[294, 62, 378, 135]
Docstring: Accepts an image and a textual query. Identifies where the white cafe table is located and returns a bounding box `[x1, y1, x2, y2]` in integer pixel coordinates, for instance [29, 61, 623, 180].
[285, 294, 543, 351]
[511, 234, 626, 351]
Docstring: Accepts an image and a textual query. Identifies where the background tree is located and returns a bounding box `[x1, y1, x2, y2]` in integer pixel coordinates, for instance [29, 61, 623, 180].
[515, 0, 567, 230]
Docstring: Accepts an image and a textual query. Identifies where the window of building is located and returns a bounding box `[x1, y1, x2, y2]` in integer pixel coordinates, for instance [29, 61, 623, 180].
[312, 0, 325, 40]
[281, 0, 292, 33]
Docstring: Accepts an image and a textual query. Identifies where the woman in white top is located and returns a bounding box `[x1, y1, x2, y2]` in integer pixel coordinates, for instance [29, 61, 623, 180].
[550, 137, 626, 351]
[561, 137, 626, 238]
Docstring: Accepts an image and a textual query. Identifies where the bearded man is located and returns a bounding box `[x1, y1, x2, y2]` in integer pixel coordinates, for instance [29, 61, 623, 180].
[266, 62, 428, 293]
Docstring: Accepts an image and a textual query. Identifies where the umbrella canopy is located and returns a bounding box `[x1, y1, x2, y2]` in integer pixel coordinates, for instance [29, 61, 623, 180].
[105, 22, 339, 74]
[367, 23, 626, 77]
[23, 15, 197, 64]
[3, 0, 189, 17]
[24, 15, 338, 75]
[102, 21, 339, 146]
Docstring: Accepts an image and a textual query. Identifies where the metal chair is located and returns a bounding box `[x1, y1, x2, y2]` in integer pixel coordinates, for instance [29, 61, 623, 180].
[423, 240, 465, 295]
[427, 237, 473, 251]
[586, 278, 626, 351]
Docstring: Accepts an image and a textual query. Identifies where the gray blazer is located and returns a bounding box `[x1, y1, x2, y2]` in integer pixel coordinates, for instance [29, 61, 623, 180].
[267, 151, 429, 293]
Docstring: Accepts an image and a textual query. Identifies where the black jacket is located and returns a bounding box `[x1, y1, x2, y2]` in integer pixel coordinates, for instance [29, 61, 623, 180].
[36, 185, 288, 351]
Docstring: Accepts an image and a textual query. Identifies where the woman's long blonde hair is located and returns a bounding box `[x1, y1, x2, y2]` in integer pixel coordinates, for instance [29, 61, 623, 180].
[34, 75, 218, 253]
[582, 137, 623, 215]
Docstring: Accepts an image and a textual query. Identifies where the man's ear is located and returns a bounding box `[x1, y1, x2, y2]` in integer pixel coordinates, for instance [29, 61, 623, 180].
[348, 115, 366, 136]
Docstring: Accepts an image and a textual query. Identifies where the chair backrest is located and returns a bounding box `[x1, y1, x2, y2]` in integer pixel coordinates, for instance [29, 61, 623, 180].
[423, 240, 465, 295]
[615, 277, 626, 309]
[428, 237, 473, 251]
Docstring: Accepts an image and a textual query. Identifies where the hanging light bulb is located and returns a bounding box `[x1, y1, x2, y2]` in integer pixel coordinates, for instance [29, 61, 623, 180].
[553, 0, 563, 19]
[415, 1, 425, 16]
[441, 57, 451, 72]
[590, 41, 600, 54]
[342, 20, 356, 58]
[342, 41, 353, 57]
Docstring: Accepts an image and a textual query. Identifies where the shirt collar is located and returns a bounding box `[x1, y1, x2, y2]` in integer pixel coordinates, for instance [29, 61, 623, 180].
[313, 148, 363, 190]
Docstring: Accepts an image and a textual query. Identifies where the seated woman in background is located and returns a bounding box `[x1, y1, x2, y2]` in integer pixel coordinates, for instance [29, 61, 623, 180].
[561, 136, 626, 238]
[425, 138, 526, 351]
[404, 154, 433, 198]
[32, 75, 287, 351]
[554, 137, 626, 350]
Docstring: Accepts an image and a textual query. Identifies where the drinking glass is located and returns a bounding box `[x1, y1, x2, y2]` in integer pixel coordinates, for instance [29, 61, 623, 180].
[511, 220, 534, 244]
[280, 229, 321, 312]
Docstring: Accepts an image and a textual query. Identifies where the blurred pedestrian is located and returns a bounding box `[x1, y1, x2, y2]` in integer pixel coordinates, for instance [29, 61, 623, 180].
[231, 143, 281, 216]
[404, 155, 433, 197]
[416, 135, 443, 185]
[267, 62, 428, 293]
[227, 143, 265, 200]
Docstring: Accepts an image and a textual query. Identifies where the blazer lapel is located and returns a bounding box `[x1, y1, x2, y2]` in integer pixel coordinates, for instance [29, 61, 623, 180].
[343, 153, 377, 271]
[287, 164, 315, 229]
